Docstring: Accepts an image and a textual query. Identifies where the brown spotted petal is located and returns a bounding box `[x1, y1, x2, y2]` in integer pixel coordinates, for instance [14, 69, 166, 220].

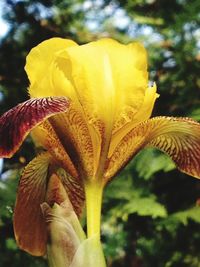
[0, 97, 70, 158]
[31, 120, 79, 179]
[105, 117, 200, 182]
[14, 152, 52, 256]
[48, 106, 95, 178]
[57, 168, 85, 217]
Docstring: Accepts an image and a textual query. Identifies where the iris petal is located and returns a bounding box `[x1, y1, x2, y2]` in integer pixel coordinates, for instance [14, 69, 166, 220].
[0, 97, 70, 158]
[57, 168, 85, 217]
[31, 120, 79, 179]
[93, 38, 149, 132]
[109, 83, 158, 157]
[14, 152, 52, 256]
[25, 37, 77, 97]
[105, 117, 200, 182]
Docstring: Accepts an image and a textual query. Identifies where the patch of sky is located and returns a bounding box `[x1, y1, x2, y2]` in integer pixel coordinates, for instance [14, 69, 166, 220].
[0, 0, 164, 45]
[163, 58, 176, 68]
[194, 28, 200, 49]
[0, 2, 10, 37]
[0, 1, 53, 38]
[27, 2, 53, 20]
[82, 0, 161, 44]
[163, 50, 173, 58]
[0, 159, 3, 175]
[0, 91, 4, 103]
[1, 169, 12, 181]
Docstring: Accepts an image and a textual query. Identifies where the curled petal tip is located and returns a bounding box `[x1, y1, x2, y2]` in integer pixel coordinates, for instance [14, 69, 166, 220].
[105, 116, 200, 181]
[0, 96, 70, 158]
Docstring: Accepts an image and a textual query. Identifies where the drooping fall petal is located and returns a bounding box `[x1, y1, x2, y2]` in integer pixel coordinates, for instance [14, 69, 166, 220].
[31, 122, 85, 216]
[57, 168, 85, 217]
[31, 120, 79, 179]
[49, 111, 95, 179]
[105, 117, 200, 182]
[0, 97, 70, 158]
[14, 152, 52, 256]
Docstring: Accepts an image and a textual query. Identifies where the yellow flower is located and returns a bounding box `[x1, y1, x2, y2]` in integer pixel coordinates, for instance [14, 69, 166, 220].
[0, 38, 200, 257]
[27, 38, 158, 182]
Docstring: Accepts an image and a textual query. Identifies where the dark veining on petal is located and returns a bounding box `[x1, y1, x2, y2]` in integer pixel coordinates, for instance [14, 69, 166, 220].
[0, 97, 70, 158]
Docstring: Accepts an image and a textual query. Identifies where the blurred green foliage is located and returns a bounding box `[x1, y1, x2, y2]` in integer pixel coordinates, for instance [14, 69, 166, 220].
[0, 0, 200, 266]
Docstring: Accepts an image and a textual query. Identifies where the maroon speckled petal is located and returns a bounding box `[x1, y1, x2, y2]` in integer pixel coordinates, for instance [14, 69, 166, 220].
[0, 97, 70, 158]
[105, 117, 200, 181]
[14, 152, 52, 256]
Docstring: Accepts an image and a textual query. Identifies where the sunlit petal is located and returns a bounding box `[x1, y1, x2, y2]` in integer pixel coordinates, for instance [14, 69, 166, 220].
[14, 152, 52, 256]
[105, 117, 200, 182]
[109, 83, 158, 157]
[94, 38, 149, 132]
[0, 97, 69, 158]
[25, 38, 77, 97]
[60, 38, 151, 178]
[57, 42, 116, 178]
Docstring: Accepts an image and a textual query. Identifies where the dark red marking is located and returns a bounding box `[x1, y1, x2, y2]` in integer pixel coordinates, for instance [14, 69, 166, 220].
[0, 97, 70, 158]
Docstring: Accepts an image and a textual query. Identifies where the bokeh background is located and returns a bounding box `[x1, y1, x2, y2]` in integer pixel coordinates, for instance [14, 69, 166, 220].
[0, 0, 200, 266]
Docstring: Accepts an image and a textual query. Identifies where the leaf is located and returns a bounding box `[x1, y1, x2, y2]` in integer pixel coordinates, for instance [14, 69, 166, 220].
[172, 206, 200, 225]
[133, 148, 176, 180]
[111, 197, 167, 221]
[104, 173, 167, 220]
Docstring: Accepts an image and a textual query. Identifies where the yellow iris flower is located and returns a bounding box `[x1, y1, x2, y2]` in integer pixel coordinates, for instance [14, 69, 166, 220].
[0, 38, 200, 261]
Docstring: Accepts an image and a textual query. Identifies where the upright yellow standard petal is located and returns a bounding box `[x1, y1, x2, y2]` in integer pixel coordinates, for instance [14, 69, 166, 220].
[26, 38, 77, 97]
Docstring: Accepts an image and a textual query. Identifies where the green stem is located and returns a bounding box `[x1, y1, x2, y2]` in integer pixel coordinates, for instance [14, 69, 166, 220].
[84, 180, 104, 239]
[83, 180, 106, 267]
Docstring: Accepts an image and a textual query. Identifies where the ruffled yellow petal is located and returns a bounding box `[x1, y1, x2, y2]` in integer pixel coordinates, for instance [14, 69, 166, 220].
[56, 40, 117, 178]
[63, 40, 116, 124]
[105, 117, 200, 183]
[94, 39, 149, 132]
[109, 83, 158, 157]
[26, 38, 77, 97]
